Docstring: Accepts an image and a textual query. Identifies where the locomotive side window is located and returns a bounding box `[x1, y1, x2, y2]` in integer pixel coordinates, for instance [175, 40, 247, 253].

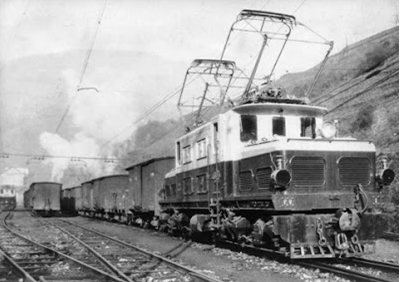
[301, 117, 316, 138]
[183, 145, 191, 164]
[197, 174, 207, 194]
[197, 139, 207, 159]
[171, 184, 177, 197]
[183, 177, 193, 195]
[176, 142, 181, 164]
[273, 117, 286, 136]
[165, 185, 171, 197]
[240, 115, 258, 142]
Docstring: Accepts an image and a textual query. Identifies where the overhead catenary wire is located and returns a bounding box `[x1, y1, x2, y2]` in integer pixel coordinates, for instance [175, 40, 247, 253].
[323, 69, 399, 116]
[99, 1, 277, 150]
[99, 83, 186, 150]
[314, 56, 398, 106]
[55, 0, 109, 133]
[0, 151, 147, 162]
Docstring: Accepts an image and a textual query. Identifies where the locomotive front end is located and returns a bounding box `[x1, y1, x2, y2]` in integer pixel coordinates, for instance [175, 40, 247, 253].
[270, 140, 395, 258]
[227, 101, 395, 258]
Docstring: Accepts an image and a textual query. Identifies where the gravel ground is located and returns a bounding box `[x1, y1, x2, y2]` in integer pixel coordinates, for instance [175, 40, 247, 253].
[63, 216, 372, 282]
[68, 217, 298, 282]
[5, 213, 399, 282]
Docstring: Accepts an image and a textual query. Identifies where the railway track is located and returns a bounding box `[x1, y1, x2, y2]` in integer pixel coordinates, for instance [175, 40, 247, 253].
[44, 217, 224, 282]
[297, 259, 398, 282]
[0, 211, 126, 282]
[337, 257, 399, 274]
[381, 232, 399, 241]
[205, 234, 399, 282]
[9, 211, 397, 282]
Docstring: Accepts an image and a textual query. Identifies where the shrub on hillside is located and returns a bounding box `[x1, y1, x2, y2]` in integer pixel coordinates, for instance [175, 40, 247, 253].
[356, 39, 398, 76]
[350, 105, 375, 132]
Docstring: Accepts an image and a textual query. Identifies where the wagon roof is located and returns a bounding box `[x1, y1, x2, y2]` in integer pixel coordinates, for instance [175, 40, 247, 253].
[62, 185, 82, 190]
[125, 156, 175, 171]
[90, 174, 128, 183]
[30, 181, 62, 188]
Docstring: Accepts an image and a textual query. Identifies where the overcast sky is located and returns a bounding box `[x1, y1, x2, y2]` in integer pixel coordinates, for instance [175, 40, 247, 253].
[1, 0, 398, 62]
[0, 0, 398, 176]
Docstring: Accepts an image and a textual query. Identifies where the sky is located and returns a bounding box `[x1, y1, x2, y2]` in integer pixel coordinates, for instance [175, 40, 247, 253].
[0, 0, 398, 182]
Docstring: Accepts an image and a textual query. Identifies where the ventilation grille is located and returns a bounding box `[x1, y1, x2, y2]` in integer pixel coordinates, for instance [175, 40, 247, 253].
[239, 171, 253, 190]
[291, 156, 325, 186]
[257, 167, 272, 189]
[338, 157, 371, 185]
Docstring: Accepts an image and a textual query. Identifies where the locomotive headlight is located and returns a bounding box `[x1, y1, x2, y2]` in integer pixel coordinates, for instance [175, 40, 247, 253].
[271, 169, 291, 188]
[320, 122, 337, 139]
[376, 155, 396, 186]
[376, 169, 395, 185]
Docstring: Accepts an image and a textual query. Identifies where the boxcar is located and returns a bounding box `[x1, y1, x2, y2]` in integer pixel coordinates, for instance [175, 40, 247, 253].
[0, 185, 17, 210]
[91, 175, 129, 221]
[61, 188, 71, 213]
[81, 180, 93, 216]
[25, 182, 62, 215]
[126, 157, 175, 224]
[71, 185, 82, 214]
[61, 187, 79, 215]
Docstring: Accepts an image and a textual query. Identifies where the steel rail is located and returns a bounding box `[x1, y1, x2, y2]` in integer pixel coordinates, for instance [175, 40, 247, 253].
[382, 231, 399, 241]
[337, 257, 399, 273]
[58, 219, 225, 282]
[0, 245, 37, 282]
[2, 212, 126, 282]
[46, 219, 135, 282]
[297, 260, 394, 282]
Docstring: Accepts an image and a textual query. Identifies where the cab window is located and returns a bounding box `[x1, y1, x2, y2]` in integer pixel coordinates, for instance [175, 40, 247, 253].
[273, 117, 285, 136]
[301, 117, 316, 138]
[240, 115, 257, 142]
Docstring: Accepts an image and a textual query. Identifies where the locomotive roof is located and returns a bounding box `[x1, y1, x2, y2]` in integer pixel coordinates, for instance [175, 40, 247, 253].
[232, 102, 327, 116]
[125, 156, 175, 171]
[90, 174, 129, 183]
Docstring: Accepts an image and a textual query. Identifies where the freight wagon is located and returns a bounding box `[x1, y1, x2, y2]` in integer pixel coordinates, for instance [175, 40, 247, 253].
[61, 186, 80, 215]
[24, 182, 62, 215]
[90, 174, 129, 220]
[125, 157, 175, 225]
[80, 180, 93, 216]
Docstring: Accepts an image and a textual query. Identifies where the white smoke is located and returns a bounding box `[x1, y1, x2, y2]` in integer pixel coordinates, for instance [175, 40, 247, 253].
[39, 68, 142, 184]
[39, 132, 105, 183]
[61, 68, 139, 141]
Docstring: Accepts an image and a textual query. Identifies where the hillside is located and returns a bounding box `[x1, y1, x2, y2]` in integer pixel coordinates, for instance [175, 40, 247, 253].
[282, 26, 399, 154]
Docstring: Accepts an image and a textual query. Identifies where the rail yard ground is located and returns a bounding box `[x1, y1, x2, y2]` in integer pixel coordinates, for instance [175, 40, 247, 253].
[6, 212, 397, 282]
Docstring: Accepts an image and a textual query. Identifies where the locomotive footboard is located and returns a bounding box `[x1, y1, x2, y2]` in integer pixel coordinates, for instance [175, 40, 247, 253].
[272, 211, 391, 259]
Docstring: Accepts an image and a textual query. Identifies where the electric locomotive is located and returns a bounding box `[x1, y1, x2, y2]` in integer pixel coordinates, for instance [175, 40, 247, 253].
[158, 10, 396, 259]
